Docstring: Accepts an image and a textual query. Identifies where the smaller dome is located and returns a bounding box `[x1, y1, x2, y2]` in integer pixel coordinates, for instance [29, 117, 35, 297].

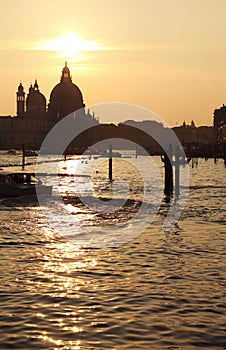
[26, 81, 46, 113]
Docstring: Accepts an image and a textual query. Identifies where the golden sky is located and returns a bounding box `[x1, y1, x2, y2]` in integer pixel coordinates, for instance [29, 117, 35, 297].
[0, 0, 226, 126]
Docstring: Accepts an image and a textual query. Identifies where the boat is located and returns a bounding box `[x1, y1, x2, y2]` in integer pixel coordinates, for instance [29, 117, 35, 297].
[24, 150, 38, 156]
[100, 150, 122, 158]
[6, 149, 18, 156]
[0, 171, 52, 197]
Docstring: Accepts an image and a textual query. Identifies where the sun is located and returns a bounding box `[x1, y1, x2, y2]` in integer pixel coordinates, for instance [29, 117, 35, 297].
[36, 32, 104, 59]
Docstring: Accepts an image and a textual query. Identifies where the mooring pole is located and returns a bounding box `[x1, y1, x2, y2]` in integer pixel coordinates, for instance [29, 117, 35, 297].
[175, 146, 180, 197]
[22, 144, 25, 170]
[135, 145, 138, 159]
[164, 144, 173, 196]
[223, 142, 226, 167]
[109, 144, 113, 181]
[214, 143, 217, 164]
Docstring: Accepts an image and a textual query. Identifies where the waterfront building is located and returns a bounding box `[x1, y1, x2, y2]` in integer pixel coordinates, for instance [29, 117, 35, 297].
[0, 63, 219, 155]
[213, 104, 226, 144]
[0, 63, 99, 150]
[172, 121, 214, 145]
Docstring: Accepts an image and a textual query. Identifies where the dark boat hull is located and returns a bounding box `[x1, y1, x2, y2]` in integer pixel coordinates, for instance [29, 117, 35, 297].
[0, 183, 52, 197]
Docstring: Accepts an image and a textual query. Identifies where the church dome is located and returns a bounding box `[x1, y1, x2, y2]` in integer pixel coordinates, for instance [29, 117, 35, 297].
[48, 62, 85, 119]
[26, 80, 46, 113]
[50, 81, 84, 107]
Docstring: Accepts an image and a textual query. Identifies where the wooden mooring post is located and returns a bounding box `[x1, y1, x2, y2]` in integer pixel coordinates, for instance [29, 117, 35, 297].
[161, 144, 185, 199]
[22, 144, 25, 170]
[224, 143, 226, 166]
[135, 145, 138, 159]
[162, 144, 173, 197]
[175, 146, 180, 197]
[109, 144, 113, 181]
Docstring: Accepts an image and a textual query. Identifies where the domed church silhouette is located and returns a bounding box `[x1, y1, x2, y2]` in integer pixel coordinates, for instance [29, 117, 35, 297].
[0, 63, 98, 149]
[49, 62, 85, 119]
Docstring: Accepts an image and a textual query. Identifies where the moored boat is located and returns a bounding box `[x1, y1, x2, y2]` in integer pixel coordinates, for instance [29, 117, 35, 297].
[24, 150, 38, 157]
[0, 171, 52, 197]
[6, 149, 18, 156]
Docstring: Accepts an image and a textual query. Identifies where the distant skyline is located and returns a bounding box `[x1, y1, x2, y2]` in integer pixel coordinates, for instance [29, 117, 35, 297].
[1, 0, 226, 126]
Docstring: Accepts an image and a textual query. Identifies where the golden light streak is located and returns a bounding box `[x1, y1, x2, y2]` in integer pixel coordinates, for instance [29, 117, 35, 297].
[36, 32, 109, 59]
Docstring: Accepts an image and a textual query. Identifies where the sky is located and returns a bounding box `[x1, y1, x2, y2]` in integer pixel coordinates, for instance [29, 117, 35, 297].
[0, 0, 226, 126]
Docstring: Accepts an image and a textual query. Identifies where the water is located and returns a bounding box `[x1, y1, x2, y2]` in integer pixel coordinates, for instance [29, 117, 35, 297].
[0, 152, 225, 349]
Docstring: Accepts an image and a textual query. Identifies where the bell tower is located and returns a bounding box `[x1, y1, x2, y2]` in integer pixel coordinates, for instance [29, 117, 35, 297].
[16, 82, 25, 116]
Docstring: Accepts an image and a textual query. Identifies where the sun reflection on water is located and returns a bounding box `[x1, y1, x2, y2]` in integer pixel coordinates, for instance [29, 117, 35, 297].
[38, 332, 82, 349]
[32, 241, 99, 348]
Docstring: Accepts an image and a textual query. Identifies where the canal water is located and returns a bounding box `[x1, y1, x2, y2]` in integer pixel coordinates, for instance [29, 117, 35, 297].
[0, 151, 225, 349]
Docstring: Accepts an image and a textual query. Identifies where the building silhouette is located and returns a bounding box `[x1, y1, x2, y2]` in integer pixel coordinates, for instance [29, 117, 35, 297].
[0, 63, 98, 150]
[0, 63, 224, 156]
[213, 104, 226, 144]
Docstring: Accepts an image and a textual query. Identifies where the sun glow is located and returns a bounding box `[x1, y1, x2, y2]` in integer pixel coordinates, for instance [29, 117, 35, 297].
[36, 32, 106, 59]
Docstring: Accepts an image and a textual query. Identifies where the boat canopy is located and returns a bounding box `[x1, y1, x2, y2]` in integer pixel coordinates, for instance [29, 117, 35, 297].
[0, 172, 40, 184]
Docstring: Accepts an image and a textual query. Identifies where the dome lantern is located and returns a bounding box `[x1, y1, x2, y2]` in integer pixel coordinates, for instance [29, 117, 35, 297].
[61, 61, 72, 82]
[34, 79, 39, 91]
